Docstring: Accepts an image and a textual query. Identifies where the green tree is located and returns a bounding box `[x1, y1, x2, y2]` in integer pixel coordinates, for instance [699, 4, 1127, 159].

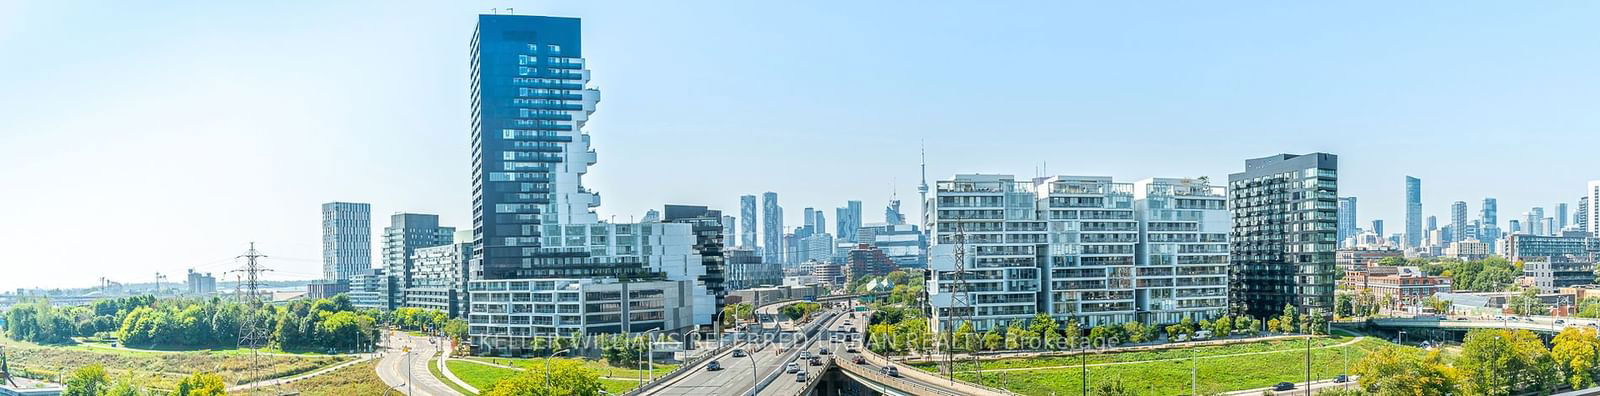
[1552, 327, 1600, 390]
[1213, 316, 1233, 337]
[1028, 313, 1060, 349]
[1459, 329, 1558, 395]
[1351, 347, 1456, 395]
[982, 328, 1003, 351]
[952, 321, 977, 352]
[1335, 294, 1354, 317]
[1005, 320, 1027, 350]
[1121, 321, 1148, 343]
[63, 364, 110, 396]
[172, 372, 226, 396]
[482, 360, 604, 396]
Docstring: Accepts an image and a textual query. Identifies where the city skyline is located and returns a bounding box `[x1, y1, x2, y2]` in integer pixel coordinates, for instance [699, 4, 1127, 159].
[6, 2, 1600, 291]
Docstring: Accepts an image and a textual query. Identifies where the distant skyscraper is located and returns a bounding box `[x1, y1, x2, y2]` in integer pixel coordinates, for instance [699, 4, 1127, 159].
[1481, 198, 1500, 242]
[1529, 208, 1545, 236]
[322, 202, 372, 282]
[1557, 203, 1570, 230]
[762, 192, 783, 263]
[382, 213, 455, 310]
[721, 215, 736, 246]
[1426, 216, 1437, 232]
[740, 195, 757, 248]
[1451, 201, 1468, 243]
[813, 210, 826, 236]
[885, 200, 905, 224]
[1579, 196, 1591, 236]
[1372, 219, 1384, 238]
[1510, 219, 1523, 234]
[1336, 197, 1357, 244]
[1589, 181, 1600, 237]
[801, 207, 816, 237]
[1405, 176, 1422, 248]
[642, 209, 661, 223]
[836, 200, 862, 243]
[1230, 153, 1338, 318]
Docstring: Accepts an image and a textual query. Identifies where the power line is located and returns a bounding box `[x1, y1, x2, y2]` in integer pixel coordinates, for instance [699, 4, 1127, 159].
[228, 242, 273, 396]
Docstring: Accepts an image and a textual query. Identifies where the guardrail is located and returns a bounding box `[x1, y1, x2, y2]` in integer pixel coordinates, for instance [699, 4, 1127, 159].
[632, 299, 827, 396]
[856, 345, 1014, 396]
[623, 341, 739, 396]
[835, 358, 963, 396]
[744, 310, 840, 396]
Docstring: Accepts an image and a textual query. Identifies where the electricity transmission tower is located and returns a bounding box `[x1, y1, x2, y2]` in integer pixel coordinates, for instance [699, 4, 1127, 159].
[943, 221, 976, 384]
[229, 242, 272, 395]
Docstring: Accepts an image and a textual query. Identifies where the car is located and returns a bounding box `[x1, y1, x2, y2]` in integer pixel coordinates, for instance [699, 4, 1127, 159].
[849, 328, 858, 334]
[1495, 316, 1505, 320]
[809, 357, 822, 366]
[1557, 320, 1567, 325]
[1526, 318, 1536, 323]
[706, 361, 722, 371]
[786, 363, 800, 373]
[846, 346, 859, 353]
[796, 371, 808, 382]
[1589, 323, 1599, 328]
[831, 337, 842, 343]
[1273, 382, 1295, 391]
[1334, 375, 1349, 383]
[881, 366, 900, 377]
[799, 351, 811, 359]
[819, 347, 831, 355]
[853, 356, 866, 364]
[732, 349, 747, 357]
[1457, 317, 1469, 321]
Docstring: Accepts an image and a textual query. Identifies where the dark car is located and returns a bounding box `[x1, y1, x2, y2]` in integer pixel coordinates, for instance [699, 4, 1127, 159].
[853, 356, 865, 364]
[1273, 382, 1295, 391]
[819, 347, 831, 355]
[706, 361, 723, 371]
[1334, 375, 1349, 383]
[846, 346, 859, 353]
[881, 366, 900, 377]
[809, 357, 822, 366]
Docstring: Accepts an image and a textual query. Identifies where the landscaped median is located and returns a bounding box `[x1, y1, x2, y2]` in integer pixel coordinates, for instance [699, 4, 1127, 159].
[442, 357, 659, 394]
[909, 335, 1398, 395]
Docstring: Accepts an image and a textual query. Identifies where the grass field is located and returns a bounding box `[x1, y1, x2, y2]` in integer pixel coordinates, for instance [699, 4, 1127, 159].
[430, 357, 480, 395]
[927, 336, 1354, 372]
[280, 359, 392, 396]
[446, 360, 521, 391]
[447, 359, 651, 393]
[913, 336, 1405, 395]
[465, 356, 678, 378]
[0, 337, 349, 390]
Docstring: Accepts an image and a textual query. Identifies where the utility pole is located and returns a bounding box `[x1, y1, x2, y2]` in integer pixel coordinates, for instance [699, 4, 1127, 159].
[1305, 335, 1312, 396]
[944, 220, 974, 385]
[229, 242, 271, 396]
[1191, 348, 1197, 396]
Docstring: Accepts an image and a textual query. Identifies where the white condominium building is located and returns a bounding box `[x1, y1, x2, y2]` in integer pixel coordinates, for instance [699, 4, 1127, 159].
[926, 174, 1228, 332]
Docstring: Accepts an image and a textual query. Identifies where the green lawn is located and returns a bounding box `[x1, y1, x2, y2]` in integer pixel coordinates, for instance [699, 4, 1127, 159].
[447, 359, 653, 393]
[445, 360, 520, 391]
[918, 337, 1405, 395]
[465, 356, 678, 378]
[600, 378, 643, 394]
[431, 357, 479, 395]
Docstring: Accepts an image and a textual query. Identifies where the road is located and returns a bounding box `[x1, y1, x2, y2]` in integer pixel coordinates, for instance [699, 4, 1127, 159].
[758, 309, 860, 395]
[376, 332, 461, 396]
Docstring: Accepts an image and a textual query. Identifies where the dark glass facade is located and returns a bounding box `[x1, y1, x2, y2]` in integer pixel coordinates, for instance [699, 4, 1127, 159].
[1227, 153, 1338, 318]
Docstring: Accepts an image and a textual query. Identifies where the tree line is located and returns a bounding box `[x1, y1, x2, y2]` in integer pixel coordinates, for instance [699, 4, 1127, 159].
[3, 294, 464, 353]
[1346, 327, 1600, 395]
[869, 304, 1329, 354]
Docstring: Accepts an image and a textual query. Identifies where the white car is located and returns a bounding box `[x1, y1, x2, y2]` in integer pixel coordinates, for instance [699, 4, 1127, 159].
[786, 362, 800, 373]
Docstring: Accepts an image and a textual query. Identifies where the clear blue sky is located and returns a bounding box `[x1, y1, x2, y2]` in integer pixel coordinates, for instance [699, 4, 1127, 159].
[3, 1, 1598, 291]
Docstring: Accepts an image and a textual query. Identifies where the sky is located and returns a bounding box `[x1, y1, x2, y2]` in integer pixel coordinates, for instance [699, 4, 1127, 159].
[2, 1, 1599, 291]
